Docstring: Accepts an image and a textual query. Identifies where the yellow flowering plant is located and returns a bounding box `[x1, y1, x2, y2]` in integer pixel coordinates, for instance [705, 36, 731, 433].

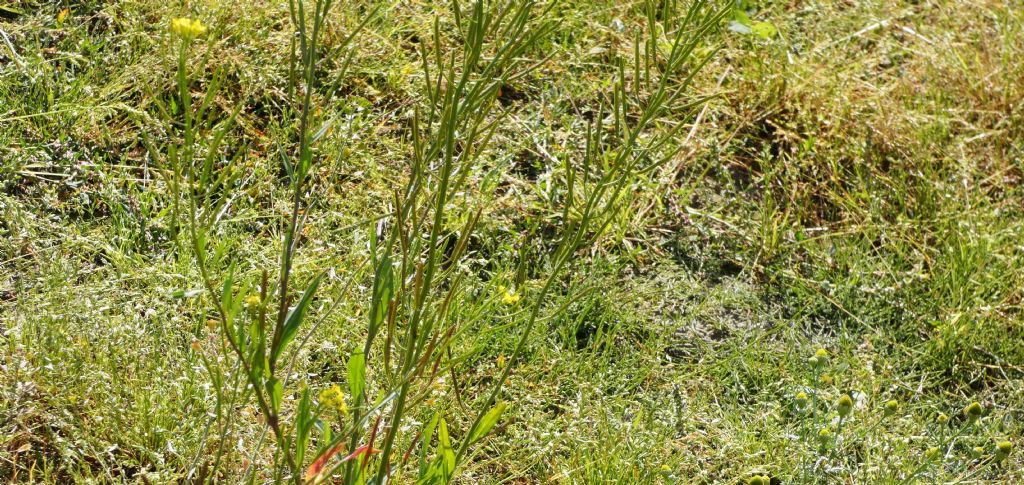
[170, 17, 207, 39]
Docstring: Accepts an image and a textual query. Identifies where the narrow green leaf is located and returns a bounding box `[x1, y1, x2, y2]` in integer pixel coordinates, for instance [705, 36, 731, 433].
[271, 273, 324, 364]
[347, 351, 366, 404]
[267, 377, 283, 411]
[437, 418, 455, 480]
[468, 401, 507, 444]
[418, 414, 439, 478]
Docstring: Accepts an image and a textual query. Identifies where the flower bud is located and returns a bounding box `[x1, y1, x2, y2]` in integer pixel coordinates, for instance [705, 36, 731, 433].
[925, 447, 940, 460]
[795, 392, 809, 408]
[963, 402, 983, 423]
[817, 427, 832, 444]
[936, 413, 949, 425]
[812, 348, 828, 369]
[970, 446, 984, 459]
[884, 399, 898, 417]
[837, 394, 853, 417]
[996, 440, 1012, 461]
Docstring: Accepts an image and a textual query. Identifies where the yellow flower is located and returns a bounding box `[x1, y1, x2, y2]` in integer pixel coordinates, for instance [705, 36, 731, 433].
[170, 17, 207, 39]
[319, 384, 348, 415]
[498, 285, 521, 305]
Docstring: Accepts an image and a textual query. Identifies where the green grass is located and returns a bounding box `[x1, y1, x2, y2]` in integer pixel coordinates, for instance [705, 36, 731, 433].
[2, 0, 1023, 483]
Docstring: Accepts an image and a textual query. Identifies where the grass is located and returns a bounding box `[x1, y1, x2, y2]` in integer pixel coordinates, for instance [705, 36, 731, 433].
[2, 0, 1023, 483]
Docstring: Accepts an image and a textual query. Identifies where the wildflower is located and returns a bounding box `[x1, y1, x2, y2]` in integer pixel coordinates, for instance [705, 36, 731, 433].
[936, 413, 949, 425]
[206, 318, 219, 331]
[836, 394, 853, 418]
[963, 402, 983, 424]
[498, 285, 521, 305]
[795, 392, 809, 409]
[190, 339, 202, 352]
[925, 446, 940, 460]
[170, 17, 207, 39]
[996, 440, 1012, 461]
[659, 464, 672, 477]
[496, 354, 506, 368]
[970, 446, 984, 459]
[56, 8, 69, 27]
[245, 295, 261, 317]
[319, 384, 348, 415]
[884, 399, 898, 417]
[819, 374, 833, 386]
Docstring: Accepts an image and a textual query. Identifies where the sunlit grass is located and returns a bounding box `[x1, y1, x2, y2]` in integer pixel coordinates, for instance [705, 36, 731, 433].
[1, 0, 1022, 483]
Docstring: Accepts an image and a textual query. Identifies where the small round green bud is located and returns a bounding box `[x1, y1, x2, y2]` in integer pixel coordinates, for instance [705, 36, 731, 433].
[817, 427, 832, 444]
[837, 394, 854, 417]
[996, 440, 1013, 460]
[970, 446, 984, 459]
[807, 356, 820, 368]
[813, 348, 828, 368]
[936, 413, 949, 425]
[795, 392, 809, 408]
[884, 399, 898, 417]
[925, 447, 940, 460]
[963, 402, 983, 423]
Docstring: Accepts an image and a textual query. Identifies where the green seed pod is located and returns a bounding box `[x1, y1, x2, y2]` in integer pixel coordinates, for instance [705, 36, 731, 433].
[837, 394, 853, 417]
[884, 399, 898, 417]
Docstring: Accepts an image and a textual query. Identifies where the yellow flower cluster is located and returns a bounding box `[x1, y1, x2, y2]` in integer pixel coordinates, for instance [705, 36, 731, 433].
[170, 17, 207, 39]
[498, 285, 521, 305]
[319, 384, 348, 415]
